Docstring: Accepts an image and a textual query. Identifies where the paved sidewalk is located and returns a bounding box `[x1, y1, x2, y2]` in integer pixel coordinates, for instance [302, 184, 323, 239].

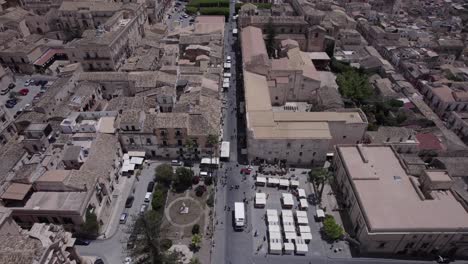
[100, 175, 137, 239]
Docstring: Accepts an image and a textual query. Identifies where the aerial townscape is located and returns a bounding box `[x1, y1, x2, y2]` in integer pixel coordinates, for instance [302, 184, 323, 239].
[0, 0, 468, 263]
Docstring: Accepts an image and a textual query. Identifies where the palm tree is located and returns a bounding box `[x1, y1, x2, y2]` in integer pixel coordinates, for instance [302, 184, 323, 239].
[206, 134, 219, 162]
[309, 168, 333, 203]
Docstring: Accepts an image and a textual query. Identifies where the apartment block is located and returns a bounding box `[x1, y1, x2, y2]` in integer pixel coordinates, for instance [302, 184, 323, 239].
[333, 145, 468, 258]
[65, 3, 146, 71]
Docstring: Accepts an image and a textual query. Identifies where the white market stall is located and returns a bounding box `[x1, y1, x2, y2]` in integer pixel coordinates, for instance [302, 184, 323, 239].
[299, 232, 312, 243]
[290, 180, 299, 188]
[255, 176, 267, 186]
[297, 188, 306, 199]
[267, 214, 279, 225]
[267, 177, 280, 187]
[282, 221, 295, 233]
[299, 198, 308, 210]
[268, 230, 282, 240]
[284, 231, 297, 241]
[282, 210, 293, 218]
[281, 193, 294, 209]
[299, 226, 311, 233]
[269, 238, 283, 254]
[279, 179, 289, 189]
[267, 209, 278, 217]
[315, 208, 325, 221]
[255, 192, 266, 208]
[127, 151, 146, 157]
[295, 211, 309, 225]
[268, 224, 281, 233]
[295, 238, 308, 255]
[283, 242, 295, 254]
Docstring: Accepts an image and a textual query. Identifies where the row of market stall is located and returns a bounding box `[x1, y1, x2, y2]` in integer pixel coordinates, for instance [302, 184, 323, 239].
[266, 209, 313, 255]
[255, 177, 300, 189]
[281, 193, 308, 210]
[121, 151, 146, 176]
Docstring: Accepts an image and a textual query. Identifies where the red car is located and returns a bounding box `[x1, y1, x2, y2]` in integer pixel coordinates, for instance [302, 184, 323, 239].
[19, 88, 29, 96]
[240, 167, 252, 175]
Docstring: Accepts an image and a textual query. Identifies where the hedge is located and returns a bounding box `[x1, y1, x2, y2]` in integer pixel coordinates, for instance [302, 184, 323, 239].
[187, 0, 228, 8]
[235, 2, 271, 11]
[200, 7, 230, 17]
[186, 6, 198, 15]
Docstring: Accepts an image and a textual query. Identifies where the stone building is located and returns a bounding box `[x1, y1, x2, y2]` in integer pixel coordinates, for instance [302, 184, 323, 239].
[333, 144, 468, 258]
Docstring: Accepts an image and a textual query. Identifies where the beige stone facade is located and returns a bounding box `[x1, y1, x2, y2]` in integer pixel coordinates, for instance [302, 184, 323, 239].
[65, 3, 147, 71]
[333, 145, 468, 258]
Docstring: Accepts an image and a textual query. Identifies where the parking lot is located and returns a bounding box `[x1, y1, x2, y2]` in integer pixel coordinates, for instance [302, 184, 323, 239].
[165, 0, 195, 30]
[0, 75, 55, 116]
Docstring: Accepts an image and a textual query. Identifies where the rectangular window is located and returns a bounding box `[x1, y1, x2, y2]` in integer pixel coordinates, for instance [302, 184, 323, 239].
[129, 138, 135, 144]
[146, 138, 151, 144]
[62, 217, 73, 224]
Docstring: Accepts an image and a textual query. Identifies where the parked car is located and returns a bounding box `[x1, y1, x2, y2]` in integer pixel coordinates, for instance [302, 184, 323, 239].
[124, 257, 132, 264]
[125, 196, 135, 208]
[8, 83, 15, 89]
[307, 193, 318, 205]
[74, 238, 91, 245]
[144, 192, 151, 203]
[139, 204, 148, 215]
[94, 258, 104, 264]
[33, 93, 42, 102]
[240, 167, 252, 175]
[147, 181, 155, 192]
[127, 234, 136, 249]
[24, 79, 33, 86]
[19, 88, 29, 96]
[171, 160, 183, 166]
[119, 213, 128, 224]
[0, 87, 9, 95]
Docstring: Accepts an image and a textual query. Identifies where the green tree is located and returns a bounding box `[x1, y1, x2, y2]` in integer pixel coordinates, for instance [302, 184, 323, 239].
[206, 134, 219, 162]
[323, 215, 344, 241]
[191, 234, 202, 250]
[265, 18, 276, 58]
[308, 168, 333, 203]
[155, 164, 174, 187]
[173, 167, 194, 192]
[129, 211, 163, 264]
[190, 257, 201, 264]
[151, 186, 167, 211]
[336, 70, 372, 105]
[184, 139, 197, 160]
[78, 210, 99, 239]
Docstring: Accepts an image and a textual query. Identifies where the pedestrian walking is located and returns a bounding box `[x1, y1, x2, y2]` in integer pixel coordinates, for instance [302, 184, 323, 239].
[263, 235, 266, 241]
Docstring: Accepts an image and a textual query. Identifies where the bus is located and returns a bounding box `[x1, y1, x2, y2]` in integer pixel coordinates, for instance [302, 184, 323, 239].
[233, 202, 245, 231]
[220, 141, 230, 161]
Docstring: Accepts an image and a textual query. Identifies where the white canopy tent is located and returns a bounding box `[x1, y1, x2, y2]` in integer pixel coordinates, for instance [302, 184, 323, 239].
[123, 153, 130, 160]
[284, 242, 294, 254]
[290, 180, 299, 188]
[295, 238, 308, 255]
[268, 230, 282, 240]
[279, 179, 289, 188]
[121, 163, 135, 173]
[256, 176, 267, 186]
[297, 188, 306, 198]
[300, 232, 312, 242]
[299, 199, 308, 210]
[284, 231, 297, 241]
[269, 238, 283, 254]
[267, 178, 280, 186]
[282, 210, 293, 218]
[283, 222, 295, 233]
[296, 216, 309, 225]
[130, 157, 144, 165]
[268, 224, 281, 233]
[299, 226, 311, 233]
[267, 209, 278, 217]
[316, 209, 325, 219]
[255, 192, 266, 207]
[127, 151, 145, 157]
[281, 193, 294, 208]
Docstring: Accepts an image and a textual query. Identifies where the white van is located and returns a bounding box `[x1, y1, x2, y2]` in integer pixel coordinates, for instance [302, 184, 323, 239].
[144, 192, 151, 202]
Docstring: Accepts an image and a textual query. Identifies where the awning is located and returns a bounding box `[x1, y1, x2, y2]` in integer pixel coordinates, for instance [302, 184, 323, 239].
[33, 49, 65, 66]
[284, 232, 297, 241]
[256, 176, 266, 184]
[121, 163, 135, 172]
[282, 193, 294, 206]
[267, 214, 279, 224]
[268, 178, 279, 185]
[316, 209, 325, 218]
[290, 180, 299, 187]
[299, 199, 308, 209]
[296, 216, 309, 225]
[283, 223, 295, 233]
[299, 232, 312, 241]
[255, 192, 266, 205]
[284, 242, 294, 252]
[130, 157, 144, 165]
[268, 224, 280, 233]
[299, 226, 311, 233]
[282, 210, 293, 217]
[268, 230, 282, 240]
[279, 179, 289, 187]
[1, 183, 32, 200]
[298, 188, 306, 198]
[128, 151, 146, 157]
[266, 209, 278, 216]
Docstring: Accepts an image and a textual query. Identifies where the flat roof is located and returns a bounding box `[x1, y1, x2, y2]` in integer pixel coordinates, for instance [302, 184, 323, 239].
[337, 145, 468, 232]
[1, 183, 32, 200]
[21, 192, 86, 212]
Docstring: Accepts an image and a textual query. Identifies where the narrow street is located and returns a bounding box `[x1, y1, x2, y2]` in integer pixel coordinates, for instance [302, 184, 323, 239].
[76, 163, 157, 264]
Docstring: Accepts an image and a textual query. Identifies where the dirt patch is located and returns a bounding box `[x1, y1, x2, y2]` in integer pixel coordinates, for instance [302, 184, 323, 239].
[167, 198, 202, 226]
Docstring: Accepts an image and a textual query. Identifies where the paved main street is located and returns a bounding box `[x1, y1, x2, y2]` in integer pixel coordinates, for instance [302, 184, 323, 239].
[76, 162, 157, 264]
